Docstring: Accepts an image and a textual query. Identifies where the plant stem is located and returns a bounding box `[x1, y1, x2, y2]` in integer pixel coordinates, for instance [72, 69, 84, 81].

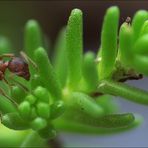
[48, 136, 63, 148]
[98, 79, 148, 105]
[20, 131, 46, 147]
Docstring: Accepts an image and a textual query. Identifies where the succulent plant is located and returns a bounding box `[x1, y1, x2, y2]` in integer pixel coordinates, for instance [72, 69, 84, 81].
[0, 6, 148, 147]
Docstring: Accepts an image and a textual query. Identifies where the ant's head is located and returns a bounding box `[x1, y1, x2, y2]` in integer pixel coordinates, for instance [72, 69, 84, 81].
[8, 57, 30, 80]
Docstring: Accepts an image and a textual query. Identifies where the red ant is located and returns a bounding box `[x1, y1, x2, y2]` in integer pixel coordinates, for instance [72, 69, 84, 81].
[125, 16, 131, 25]
[0, 52, 34, 82]
[0, 51, 37, 82]
[0, 51, 37, 105]
[122, 16, 131, 25]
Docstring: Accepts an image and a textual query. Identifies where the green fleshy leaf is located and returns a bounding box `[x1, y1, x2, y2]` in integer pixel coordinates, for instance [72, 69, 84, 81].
[82, 51, 99, 92]
[133, 55, 148, 75]
[36, 102, 50, 119]
[132, 10, 148, 41]
[96, 95, 119, 114]
[0, 36, 11, 54]
[50, 101, 65, 119]
[53, 27, 68, 87]
[11, 86, 27, 104]
[24, 20, 43, 60]
[64, 107, 134, 128]
[140, 20, 148, 36]
[30, 117, 47, 131]
[119, 23, 133, 66]
[97, 113, 135, 128]
[98, 6, 119, 80]
[33, 86, 50, 103]
[34, 47, 62, 100]
[0, 95, 17, 114]
[2, 112, 29, 130]
[25, 94, 37, 105]
[31, 74, 43, 90]
[66, 9, 83, 89]
[30, 107, 38, 119]
[54, 114, 141, 134]
[68, 92, 104, 118]
[18, 101, 31, 119]
[133, 34, 148, 55]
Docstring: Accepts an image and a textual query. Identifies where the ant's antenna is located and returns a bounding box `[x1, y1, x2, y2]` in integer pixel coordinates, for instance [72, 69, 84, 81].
[20, 51, 38, 71]
[11, 78, 29, 92]
[0, 53, 15, 59]
[7, 73, 29, 92]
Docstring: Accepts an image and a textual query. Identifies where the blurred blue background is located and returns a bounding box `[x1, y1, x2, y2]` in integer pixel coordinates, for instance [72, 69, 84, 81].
[59, 78, 148, 147]
[0, 1, 148, 147]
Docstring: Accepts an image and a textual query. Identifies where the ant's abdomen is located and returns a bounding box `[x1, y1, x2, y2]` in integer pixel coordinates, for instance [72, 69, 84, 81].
[8, 57, 30, 80]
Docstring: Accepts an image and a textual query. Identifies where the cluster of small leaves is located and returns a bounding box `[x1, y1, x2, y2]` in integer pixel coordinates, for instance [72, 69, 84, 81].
[4, 85, 64, 138]
[0, 20, 65, 145]
[0, 6, 147, 147]
[98, 8, 148, 105]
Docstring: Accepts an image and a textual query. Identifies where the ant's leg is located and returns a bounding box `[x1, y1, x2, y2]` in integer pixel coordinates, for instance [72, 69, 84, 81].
[3, 76, 9, 84]
[0, 53, 15, 59]
[8, 73, 29, 92]
[12, 79, 29, 92]
[2, 77, 15, 92]
[0, 87, 17, 106]
[0, 86, 7, 96]
[20, 51, 38, 71]
[0, 71, 13, 88]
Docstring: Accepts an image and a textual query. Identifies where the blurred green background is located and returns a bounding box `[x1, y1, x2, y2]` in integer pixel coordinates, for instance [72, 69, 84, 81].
[0, 1, 148, 52]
